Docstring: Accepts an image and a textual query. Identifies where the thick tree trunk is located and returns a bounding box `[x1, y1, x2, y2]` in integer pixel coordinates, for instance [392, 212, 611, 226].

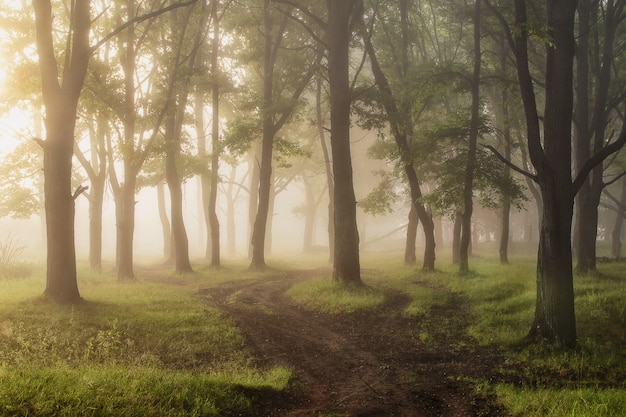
[43, 138, 81, 303]
[327, 0, 361, 284]
[117, 175, 137, 279]
[514, 0, 578, 347]
[530, 184, 576, 346]
[34, 0, 90, 303]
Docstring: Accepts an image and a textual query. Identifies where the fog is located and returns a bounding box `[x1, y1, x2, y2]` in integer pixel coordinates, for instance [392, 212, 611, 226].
[0, 123, 551, 267]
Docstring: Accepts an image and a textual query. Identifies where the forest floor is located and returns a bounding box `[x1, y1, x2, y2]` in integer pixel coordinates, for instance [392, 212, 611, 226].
[198, 268, 508, 417]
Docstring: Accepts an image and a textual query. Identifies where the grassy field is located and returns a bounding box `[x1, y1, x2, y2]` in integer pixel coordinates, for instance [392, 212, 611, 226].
[289, 251, 626, 417]
[0, 262, 290, 417]
[0, 250, 624, 416]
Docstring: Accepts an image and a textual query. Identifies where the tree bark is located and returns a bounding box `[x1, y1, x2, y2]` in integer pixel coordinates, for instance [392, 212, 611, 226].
[327, 0, 362, 284]
[34, 0, 91, 303]
[514, 0, 578, 347]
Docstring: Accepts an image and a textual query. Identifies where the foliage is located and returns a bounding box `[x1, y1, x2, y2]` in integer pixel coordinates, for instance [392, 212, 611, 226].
[0, 142, 42, 219]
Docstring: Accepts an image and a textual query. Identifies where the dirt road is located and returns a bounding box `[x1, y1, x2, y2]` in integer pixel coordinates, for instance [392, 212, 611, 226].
[201, 269, 505, 417]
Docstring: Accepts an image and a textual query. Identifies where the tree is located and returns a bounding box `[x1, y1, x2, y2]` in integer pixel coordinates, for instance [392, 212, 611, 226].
[358, 0, 437, 271]
[459, 0, 482, 274]
[327, 0, 362, 284]
[33, 0, 91, 303]
[511, 0, 626, 346]
[573, 0, 626, 274]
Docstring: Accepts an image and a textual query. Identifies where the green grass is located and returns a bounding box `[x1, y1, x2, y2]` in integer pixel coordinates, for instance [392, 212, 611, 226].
[493, 385, 626, 417]
[0, 264, 290, 416]
[286, 251, 625, 416]
[287, 275, 387, 313]
[1, 251, 624, 416]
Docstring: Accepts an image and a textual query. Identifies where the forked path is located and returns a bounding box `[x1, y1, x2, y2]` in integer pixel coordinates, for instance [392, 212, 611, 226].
[201, 269, 505, 417]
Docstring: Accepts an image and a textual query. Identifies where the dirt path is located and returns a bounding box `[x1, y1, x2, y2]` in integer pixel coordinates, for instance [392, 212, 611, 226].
[200, 269, 505, 417]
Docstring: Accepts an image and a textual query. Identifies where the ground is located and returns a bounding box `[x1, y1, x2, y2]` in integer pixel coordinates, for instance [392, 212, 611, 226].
[198, 268, 507, 417]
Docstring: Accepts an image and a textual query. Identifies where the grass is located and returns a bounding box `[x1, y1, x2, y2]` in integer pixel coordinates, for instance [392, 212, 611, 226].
[1, 251, 624, 416]
[283, 250, 626, 417]
[0, 263, 291, 416]
[287, 275, 387, 314]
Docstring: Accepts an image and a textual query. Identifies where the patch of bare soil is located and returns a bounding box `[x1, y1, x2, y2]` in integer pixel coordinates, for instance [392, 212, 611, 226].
[199, 269, 506, 417]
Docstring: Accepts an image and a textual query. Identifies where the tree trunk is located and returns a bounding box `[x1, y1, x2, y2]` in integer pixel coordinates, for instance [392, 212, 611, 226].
[117, 174, 137, 279]
[88, 172, 105, 271]
[514, 0, 578, 347]
[404, 204, 418, 265]
[316, 76, 335, 263]
[248, 141, 261, 259]
[459, 0, 481, 274]
[157, 182, 172, 262]
[165, 113, 193, 274]
[611, 178, 626, 258]
[194, 67, 212, 260]
[77, 112, 107, 271]
[327, 0, 361, 284]
[209, 0, 221, 268]
[495, 36, 511, 264]
[250, 0, 275, 270]
[452, 210, 462, 265]
[34, 0, 91, 303]
[360, 12, 436, 271]
[575, 0, 619, 274]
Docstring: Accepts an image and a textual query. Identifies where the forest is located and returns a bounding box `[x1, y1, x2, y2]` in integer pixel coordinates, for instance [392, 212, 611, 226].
[0, 0, 625, 416]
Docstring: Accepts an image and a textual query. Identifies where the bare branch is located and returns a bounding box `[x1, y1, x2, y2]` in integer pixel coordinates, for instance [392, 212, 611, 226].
[90, 0, 199, 53]
[573, 121, 626, 194]
[72, 184, 89, 200]
[481, 144, 538, 182]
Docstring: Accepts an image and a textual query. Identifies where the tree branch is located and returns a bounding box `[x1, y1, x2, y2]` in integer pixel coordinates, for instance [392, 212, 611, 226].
[90, 0, 199, 53]
[481, 144, 538, 182]
[573, 121, 626, 194]
[72, 185, 89, 200]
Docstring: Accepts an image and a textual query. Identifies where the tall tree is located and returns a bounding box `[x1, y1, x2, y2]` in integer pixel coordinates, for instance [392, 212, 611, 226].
[359, 4, 436, 271]
[33, 0, 91, 303]
[512, 0, 626, 346]
[573, 0, 625, 274]
[208, 0, 221, 267]
[327, 0, 362, 283]
[459, 0, 482, 274]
